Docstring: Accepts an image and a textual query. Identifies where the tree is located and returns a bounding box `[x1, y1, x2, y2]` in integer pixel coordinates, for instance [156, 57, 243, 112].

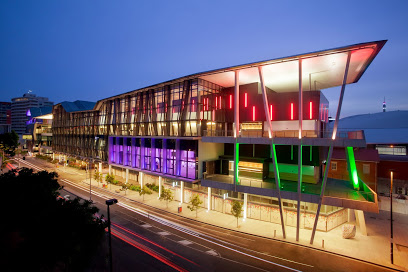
[105, 173, 115, 189]
[0, 168, 107, 271]
[93, 171, 103, 186]
[139, 185, 152, 201]
[187, 194, 203, 218]
[159, 187, 174, 208]
[231, 200, 244, 228]
[0, 130, 19, 157]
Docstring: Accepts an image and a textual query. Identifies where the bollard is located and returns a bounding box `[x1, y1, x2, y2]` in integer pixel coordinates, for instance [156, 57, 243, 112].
[274, 230, 276, 238]
[322, 239, 325, 248]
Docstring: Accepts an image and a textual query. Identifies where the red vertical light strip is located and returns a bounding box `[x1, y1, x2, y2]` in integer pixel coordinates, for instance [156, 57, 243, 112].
[244, 93, 248, 107]
[219, 96, 221, 109]
[290, 103, 294, 120]
[270, 105, 273, 120]
[309, 101, 312, 119]
[215, 96, 218, 108]
[192, 100, 195, 112]
[206, 98, 209, 111]
[320, 103, 323, 121]
[212, 109, 215, 121]
[252, 106, 256, 121]
[229, 95, 232, 109]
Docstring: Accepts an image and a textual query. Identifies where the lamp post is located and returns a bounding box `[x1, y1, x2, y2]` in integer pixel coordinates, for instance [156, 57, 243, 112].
[106, 199, 118, 272]
[390, 170, 394, 265]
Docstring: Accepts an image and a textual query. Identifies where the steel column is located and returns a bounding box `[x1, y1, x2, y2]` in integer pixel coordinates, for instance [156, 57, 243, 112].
[234, 70, 240, 138]
[296, 59, 303, 242]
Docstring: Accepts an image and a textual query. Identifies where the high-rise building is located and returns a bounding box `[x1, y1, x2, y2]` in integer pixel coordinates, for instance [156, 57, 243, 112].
[11, 93, 53, 136]
[0, 102, 11, 134]
[52, 40, 386, 242]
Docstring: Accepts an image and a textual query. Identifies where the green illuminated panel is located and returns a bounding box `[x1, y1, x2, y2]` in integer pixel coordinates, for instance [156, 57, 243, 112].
[346, 146, 359, 190]
[235, 143, 240, 185]
[271, 144, 281, 187]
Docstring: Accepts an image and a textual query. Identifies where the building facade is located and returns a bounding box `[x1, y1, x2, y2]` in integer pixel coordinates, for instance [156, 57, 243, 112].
[0, 102, 11, 134]
[52, 40, 386, 242]
[11, 93, 53, 136]
[25, 106, 53, 154]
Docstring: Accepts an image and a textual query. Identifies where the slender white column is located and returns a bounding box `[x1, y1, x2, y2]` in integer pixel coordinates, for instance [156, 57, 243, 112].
[243, 193, 248, 219]
[180, 181, 184, 204]
[125, 168, 129, 184]
[207, 187, 211, 211]
[234, 70, 240, 138]
[158, 176, 162, 198]
[258, 66, 273, 138]
[140, 172, 143, 187]
[108, 165, 112, 175]
[52, 153, 55, 160]
[332, 51, 352, 140]
[296, 59, 303, 242]
[99, 162, 102, 173]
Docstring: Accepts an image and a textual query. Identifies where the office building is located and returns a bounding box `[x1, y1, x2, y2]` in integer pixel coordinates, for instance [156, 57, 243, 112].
[0, 102, 11, 134]
[11, 93, 53, 136]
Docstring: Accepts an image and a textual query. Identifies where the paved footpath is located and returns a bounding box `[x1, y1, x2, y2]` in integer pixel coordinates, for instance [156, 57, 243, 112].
[17, 157, 408, 271]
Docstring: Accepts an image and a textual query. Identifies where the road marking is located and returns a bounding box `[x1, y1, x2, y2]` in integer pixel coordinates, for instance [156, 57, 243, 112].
[141, 224, 152, 228]
[178, 240, 193, 246]
[158, 231, 171, 236]
[206, 250, 218, 256]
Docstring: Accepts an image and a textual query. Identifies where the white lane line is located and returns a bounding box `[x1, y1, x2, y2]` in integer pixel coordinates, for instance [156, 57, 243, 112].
[158, 231, 171, 236]
[178, 240, 193, 246]
[206, 250, 218, 256]
[61, 177, 307, 271]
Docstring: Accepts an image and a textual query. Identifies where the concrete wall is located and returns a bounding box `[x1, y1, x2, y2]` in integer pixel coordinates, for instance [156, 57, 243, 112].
[378, 196, 408, 214]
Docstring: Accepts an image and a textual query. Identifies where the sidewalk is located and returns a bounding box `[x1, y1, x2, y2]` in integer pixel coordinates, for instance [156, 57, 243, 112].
[55, 161, 407, 270]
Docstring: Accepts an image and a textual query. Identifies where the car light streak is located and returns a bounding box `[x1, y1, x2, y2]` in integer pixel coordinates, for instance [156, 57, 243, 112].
[112, 229, 188, 272]
[62, 178, 305, 271]
[112, 222, 199, 266]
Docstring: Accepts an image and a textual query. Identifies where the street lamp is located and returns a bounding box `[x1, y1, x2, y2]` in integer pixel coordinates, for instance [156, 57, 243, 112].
[106, 198, 118, 272]
[390, 170, 394, 265]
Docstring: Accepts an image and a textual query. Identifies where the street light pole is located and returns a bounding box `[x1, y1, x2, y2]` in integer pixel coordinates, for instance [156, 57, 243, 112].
[390, 170, 394, 265]
[106, 199, 118, 272]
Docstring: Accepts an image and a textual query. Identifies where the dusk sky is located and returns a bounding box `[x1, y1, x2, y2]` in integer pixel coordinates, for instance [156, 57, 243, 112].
[1, 0, 407, 118]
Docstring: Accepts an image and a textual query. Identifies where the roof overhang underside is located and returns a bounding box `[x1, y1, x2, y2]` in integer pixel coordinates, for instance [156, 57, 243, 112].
[199, 40, 386, 92]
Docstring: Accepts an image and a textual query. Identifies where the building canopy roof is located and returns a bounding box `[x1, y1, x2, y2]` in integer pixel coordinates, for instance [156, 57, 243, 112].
[28, 106, 53, 118]
[336, 111, 408, 145]
[59, 100, 96, 113]
[97, 40, 386, 105]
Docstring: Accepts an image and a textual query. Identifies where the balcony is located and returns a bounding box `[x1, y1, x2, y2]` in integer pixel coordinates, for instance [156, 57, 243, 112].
[202, 174, 378, 212]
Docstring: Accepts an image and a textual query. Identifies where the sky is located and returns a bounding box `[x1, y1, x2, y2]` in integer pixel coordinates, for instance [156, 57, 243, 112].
[1, 0, 407, 118]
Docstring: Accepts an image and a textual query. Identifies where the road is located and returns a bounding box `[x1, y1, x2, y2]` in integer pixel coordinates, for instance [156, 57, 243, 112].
[12, 157, 404, 272]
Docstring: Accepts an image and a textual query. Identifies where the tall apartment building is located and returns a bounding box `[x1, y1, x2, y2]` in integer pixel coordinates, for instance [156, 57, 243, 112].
[11, 93, 53, 135]
[0, 102, 11, 134]
[52, 40, 386, 243]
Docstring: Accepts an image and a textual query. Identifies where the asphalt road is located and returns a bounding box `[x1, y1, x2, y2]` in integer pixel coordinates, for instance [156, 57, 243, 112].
[13, 157, 404, 272]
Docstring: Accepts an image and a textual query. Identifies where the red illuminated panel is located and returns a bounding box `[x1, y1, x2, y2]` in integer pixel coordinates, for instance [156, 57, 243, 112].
[290, 103, 294, 120]
[245, 93, 248, 107]
[219, 96, 221, 109]
[270, 105, 273, 120]
[252, 106, 256, 121]
[212, 110, 215, 121]
[192, 100, 195, 112]
[215, 97, 218, 108]
[229, 95, 232, 109]
[309, 101, 313, 119]
[206, 98, 209, 111]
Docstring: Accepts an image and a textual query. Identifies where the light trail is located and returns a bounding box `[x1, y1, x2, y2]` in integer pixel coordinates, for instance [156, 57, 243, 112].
[112, 229, 189, 272]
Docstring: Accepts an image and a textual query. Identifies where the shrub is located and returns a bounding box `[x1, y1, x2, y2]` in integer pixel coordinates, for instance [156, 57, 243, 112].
[129, 185, 140, 191]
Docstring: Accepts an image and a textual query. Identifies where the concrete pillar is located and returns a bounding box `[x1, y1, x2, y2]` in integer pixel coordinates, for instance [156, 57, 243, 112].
[243, 193, 248, 219]
[158, 176, 162, 198]
[355, 210, 367, 236]
[52, 153, 55, 160]
[108, 165, 112, 175]
[180, 181, 184, 204]
[140, 172, 144, 187]
[99, 162, 102, 173]
[348, 208, 355, 222]
[207, 187, 211, 211]
[125, 168, 129, 184]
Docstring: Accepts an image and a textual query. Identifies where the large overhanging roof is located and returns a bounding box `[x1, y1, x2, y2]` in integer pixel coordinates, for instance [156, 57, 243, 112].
[198, 40, 387, 92]
[97, 40, 386, 107]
